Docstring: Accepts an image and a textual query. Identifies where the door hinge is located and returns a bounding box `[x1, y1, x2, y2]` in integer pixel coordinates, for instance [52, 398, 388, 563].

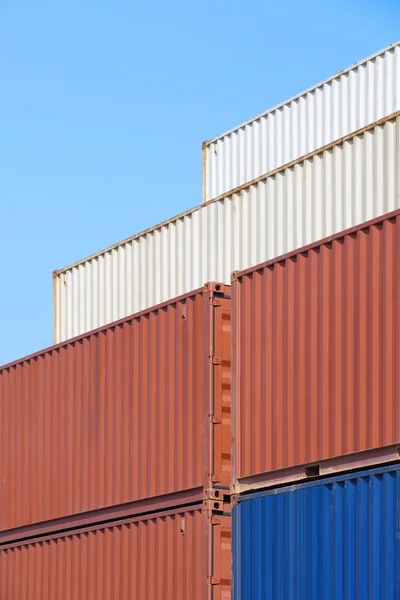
[209, 356, 221, 365]
[209, 415, 221, 424]
[208, 577, 221, 586]
[212, 299, 222, 307]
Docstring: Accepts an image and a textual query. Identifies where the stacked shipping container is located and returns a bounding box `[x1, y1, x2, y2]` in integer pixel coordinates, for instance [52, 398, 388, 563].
[3, 41, 400, 597]
[1, 507, 231, 600]
[231, 210, 400, 598]
[233, 465, 400, 600]
[231, 210, 400, 491]
[0, 284, 232, 599]
[202, 41, 400, 202]
[53, 113, 400, 342]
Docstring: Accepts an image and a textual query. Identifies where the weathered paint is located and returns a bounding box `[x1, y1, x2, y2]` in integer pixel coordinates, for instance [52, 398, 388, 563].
[232, 464, 400, 600]
[0, 505, 231, 600]
[232, 210, 400, 485]
[54, 115, 399, 342]
[203, 41, 400, 201]
[0, 284, 231, 532]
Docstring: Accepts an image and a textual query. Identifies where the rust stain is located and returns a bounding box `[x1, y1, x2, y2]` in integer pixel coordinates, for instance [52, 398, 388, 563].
[0, 284, 231, 532]
[233, 210, 400, 481]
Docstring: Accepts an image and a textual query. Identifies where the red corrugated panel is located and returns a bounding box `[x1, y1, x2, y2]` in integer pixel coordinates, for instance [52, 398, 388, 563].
[0, 505, 231, 600]
[0, 283, 231, 532]
[232, 210, 400, 484]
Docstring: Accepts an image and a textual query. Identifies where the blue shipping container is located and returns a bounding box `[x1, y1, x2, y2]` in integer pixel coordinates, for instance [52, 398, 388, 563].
[233, 464, 400, 600]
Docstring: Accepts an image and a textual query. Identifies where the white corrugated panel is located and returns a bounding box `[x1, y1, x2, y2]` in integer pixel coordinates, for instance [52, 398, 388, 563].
[203, 42, 400, 202]
[54, 116, 400, 342]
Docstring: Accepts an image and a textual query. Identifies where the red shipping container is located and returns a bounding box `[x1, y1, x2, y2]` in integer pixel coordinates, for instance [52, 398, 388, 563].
[232, 210, 400, 491]
[0, 283, 231, 533]
[0, 503, 231, 600]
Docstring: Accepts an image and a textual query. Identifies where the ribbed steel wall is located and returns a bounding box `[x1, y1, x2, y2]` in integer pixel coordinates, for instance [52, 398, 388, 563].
[233, 465, 400, 600]
[54, 116, 399, 342]
[0, 286, 232, 532]
[232, 211, 400, 482]
[0, 508, 208, 600]
[203, 42, 400, 201]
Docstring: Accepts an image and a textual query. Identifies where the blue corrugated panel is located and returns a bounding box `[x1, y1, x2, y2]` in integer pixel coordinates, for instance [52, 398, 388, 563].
[233, 464, 400, 600]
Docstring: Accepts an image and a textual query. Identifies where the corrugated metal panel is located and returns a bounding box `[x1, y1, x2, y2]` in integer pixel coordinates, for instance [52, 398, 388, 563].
[0, 505, 231, 600]
[54, 116, 399, 343]
[0, 284, 232, 532]
[203, 42, 400, 201]
[232, 210, 400, 485]
[232, 465, 400, 600]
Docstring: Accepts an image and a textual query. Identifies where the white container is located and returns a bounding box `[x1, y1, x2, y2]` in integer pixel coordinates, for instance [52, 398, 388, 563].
[54, 115, 400, 343]
[202, 42, 400, 203]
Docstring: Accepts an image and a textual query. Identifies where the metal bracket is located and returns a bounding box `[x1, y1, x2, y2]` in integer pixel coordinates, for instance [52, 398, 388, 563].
[204, 488, 223, 501]
[208, 577, 221, 586]
[209, 415, 221, 424]
[231, 494, 239, 506]
[203, 499, 223, 513]
[210, 356, 221, 365]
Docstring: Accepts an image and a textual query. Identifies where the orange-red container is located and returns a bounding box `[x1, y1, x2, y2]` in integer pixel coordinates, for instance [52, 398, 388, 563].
[232, 210, 400, 490]
[0, 504, 231, 600]
[0, 283, 231, 534]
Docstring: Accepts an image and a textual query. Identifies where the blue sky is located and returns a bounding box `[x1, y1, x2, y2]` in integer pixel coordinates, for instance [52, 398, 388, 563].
[1, 0, 399, 365]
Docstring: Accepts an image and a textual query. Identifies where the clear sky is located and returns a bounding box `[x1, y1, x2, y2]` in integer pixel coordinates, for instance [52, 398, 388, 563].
[1, 0, 399, 366]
